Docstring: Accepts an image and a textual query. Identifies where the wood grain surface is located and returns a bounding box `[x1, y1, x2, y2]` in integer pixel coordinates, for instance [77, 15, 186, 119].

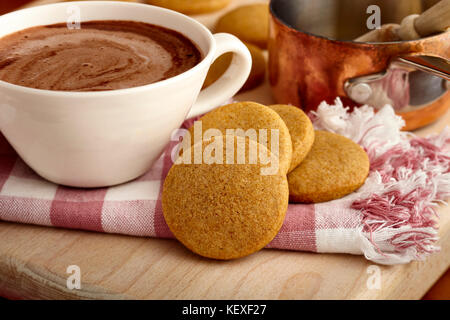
[0, 0, 449, 300]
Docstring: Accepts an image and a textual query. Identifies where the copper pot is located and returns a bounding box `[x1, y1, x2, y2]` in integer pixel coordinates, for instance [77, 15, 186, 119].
[269, 0, 450, 130]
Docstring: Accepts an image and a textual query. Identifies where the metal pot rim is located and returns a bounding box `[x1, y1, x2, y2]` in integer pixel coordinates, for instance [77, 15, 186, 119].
[269, 0, 446, 45]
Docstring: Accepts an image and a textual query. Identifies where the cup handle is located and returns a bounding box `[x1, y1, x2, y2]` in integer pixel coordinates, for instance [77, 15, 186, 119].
[186, 33, 252, 119]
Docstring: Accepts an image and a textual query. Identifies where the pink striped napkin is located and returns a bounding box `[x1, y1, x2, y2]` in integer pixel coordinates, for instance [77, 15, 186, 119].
[0, 99, 448, 265]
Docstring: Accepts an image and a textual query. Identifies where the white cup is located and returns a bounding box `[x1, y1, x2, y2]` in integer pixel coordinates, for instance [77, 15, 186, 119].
[0, 1, 251, 187]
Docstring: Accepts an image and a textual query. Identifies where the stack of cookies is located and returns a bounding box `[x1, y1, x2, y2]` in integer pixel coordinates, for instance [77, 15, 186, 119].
[162, 102, 370, 260]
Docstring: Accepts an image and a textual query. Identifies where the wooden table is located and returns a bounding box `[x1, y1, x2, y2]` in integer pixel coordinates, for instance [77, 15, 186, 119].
[0, 0, 449, 300]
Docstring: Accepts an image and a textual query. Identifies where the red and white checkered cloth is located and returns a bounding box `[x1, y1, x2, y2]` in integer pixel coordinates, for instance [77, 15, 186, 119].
[0, 99, 449, 265]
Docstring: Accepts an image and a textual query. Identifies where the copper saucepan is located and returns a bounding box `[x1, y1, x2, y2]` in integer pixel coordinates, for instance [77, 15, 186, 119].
[268, 0, 450, 130]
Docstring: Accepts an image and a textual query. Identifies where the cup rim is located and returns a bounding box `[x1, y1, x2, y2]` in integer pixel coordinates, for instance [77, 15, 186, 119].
[269, 0, 446, 46]
[0, 1, 215, 97]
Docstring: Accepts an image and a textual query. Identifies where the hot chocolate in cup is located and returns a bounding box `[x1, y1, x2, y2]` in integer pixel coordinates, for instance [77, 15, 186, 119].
[0, 20, 203, 92]
[0, 1, 252, 187]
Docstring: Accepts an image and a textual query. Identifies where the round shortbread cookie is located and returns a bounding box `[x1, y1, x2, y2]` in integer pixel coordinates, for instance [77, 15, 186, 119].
[288, 131, 370, 203]
[215, 4, 269, 49]
[163, 136, 289, 260]
[187, 101, 293, 175]
[145, 0, 231, 15]
[269, 105, 315, 173]
[203, 42, 266, 92]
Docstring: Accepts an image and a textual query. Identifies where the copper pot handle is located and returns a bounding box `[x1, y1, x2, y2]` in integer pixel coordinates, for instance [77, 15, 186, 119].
[345, 55, 449, 110]
[397, 55, 449, 81]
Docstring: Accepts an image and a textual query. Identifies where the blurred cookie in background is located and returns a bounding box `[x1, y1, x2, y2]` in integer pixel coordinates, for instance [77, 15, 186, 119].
[145, 0, 231, 15]
[203, 42, 266, 92]
[215, 3, 269, 49]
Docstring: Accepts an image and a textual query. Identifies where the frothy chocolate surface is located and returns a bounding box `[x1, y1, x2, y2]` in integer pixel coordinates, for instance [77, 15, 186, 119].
[0, 21, 202, 91]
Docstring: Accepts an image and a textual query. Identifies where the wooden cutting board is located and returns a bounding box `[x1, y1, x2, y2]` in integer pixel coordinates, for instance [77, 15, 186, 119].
[0, 0, 449, 300]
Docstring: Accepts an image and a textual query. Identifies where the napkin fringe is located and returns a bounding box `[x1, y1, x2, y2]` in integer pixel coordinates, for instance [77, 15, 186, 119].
[312, 99, 449, 264]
